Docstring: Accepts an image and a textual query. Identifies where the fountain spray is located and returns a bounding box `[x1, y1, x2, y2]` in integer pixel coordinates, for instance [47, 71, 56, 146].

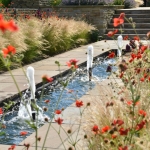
[117, 35, 123, 57]
[26, 66, 36, 121]
[87, 45, 94, 81]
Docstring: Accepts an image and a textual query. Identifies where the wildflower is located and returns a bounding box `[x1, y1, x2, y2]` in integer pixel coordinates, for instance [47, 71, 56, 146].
[75, 100, 83, 107]
[113, 18, 124, 27]
[119, 13, 125, 19]
[108, 52, 115, 58]
[119, 128, 129, 135]
[55, 117, 63, 125]
[140, 45, 148, 54]
[123, 35, 128, 40]
[136, 120, 146, 130]
[112, 134, 117, 139]
[129, 58, 134, 63]
[133, 36, 140, 41]
[8, 144, 16, 150]
[55, 109, 62, 114]
[42, 75, 53, 83]
[101, 126, 110, 133]
[66, 59, 78, 69]
[138, 110, 146, 117]
[44, 99, 50, 103]
[127, 101, 132, 106]
[92, 125, 99, 134]
[112, 119, 124, 126]
[7, 20, 18, 32]
[136, 53, 142, 59]
[118, 146, 128, 150]
[119, 64, 127, 72]
[120, 72, 124, 78]
[20, 131, 28, 136]
[0, 108, 3, 114]
[24, 143, 30, 150]
[131, 53, 136, 59]
[107, 29, 118, 37]
[2, 45, 16, 58]
[140, 78, 145, 82]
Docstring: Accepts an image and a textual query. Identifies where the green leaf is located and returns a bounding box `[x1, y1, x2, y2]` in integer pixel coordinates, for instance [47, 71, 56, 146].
[55, 61, 60, 66]
[0, 131, 6, 136]
[61, 81, 68, 87]
[134, 95, 140, 103]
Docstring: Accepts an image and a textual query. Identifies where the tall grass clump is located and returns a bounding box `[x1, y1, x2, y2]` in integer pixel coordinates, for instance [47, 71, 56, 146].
[0, 14, 97, 71]
[42, 16, 96, 56]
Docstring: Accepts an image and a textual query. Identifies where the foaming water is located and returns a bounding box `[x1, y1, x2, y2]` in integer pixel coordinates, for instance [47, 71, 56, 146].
[0, 58, 116, 145]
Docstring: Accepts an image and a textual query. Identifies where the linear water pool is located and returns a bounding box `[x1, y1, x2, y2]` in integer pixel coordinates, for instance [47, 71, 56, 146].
[0, 58, 116, 145]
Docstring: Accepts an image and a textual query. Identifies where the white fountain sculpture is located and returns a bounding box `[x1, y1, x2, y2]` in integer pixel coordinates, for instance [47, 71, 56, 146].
[18, 66, 43, 121]
[117, 35, 123, 57]
[87, 45, 94, 81]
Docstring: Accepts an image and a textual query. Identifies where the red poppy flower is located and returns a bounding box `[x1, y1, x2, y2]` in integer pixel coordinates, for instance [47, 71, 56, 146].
[2, 45, 16, 57]
[66, 59, 78, 69]
[131, 53, 136, 59]
[107, 31, 114, 37]
[42, 75, 53, 83]
[108, 52, 115, 58]
[136, 120, 146, 130]
[140, 78, 145, 82]
[55, 117, 63, 125]
[123, 35, 128, 40]
[8, 144, 16, 150]
[44, 99, 50, 103]
[75, 100, 83, 107]
[136, 53, 142, 59]
[133, 36, 140, 41]
[55, 110, 62, 114]
[138, 110, 146, 117]
[101, 126, 110, 133]
[107, 29, 118, 37]
[7, 20, 18, 32]
[119, 128, 129, 135]
[20, 131, 28, 136]
[112, 134, 117, 139]
[127, 101, 132, 106]
[0, 108, 3, 114]
[113, 119, 124, 126]
[119, 13, 125, 19]
[118, 146, 128, 150]
[113, 18, 124, 27]
[129, 58, 134, 63]
[119, 72, 124, 78]
[144, 73, 148, 79]
[92, 125, 99, 134]
[135, 68, 141, 74]
[140, 45, 148, 54]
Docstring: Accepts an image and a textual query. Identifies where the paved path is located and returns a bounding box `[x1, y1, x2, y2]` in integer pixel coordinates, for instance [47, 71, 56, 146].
[0, 40, 129, 150]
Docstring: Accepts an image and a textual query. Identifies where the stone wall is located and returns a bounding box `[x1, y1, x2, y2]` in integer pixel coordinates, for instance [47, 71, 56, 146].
[11, 0, 49, 8]
[41, 5, 124, 35]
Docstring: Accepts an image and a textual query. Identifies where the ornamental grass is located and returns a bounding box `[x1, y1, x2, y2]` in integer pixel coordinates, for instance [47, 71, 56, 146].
[0, 12, 96, 72]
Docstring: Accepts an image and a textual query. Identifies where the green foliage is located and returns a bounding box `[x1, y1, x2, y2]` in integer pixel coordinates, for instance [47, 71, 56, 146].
[49, 0, 61, 6]
[1, 0, 12, 7]
[113, 0, 124, 5]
